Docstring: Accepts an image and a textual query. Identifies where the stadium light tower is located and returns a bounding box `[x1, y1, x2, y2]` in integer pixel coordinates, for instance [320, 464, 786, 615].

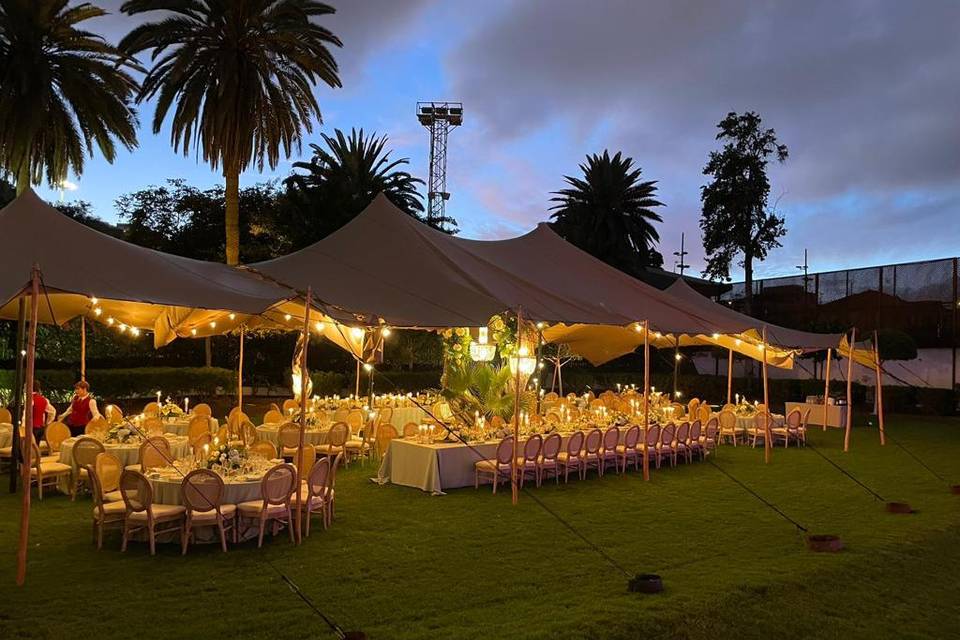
[417, 101, 463, 231]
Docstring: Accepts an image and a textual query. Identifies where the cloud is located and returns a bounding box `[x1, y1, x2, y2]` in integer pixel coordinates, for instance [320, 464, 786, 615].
[445, 0, 960, 273]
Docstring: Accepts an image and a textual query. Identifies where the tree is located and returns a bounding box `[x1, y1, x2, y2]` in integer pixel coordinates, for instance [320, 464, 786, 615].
[119, 0, 342, 265]
[549, 150, 664, 274]
[700, 111, 788, 315]
[282, 127, 430, 248]
[0, 0, 139, 194]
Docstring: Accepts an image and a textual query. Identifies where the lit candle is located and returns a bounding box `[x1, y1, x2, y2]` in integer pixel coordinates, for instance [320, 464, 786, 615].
[156, 391, 161, 405]
[184, 397, 189, 413]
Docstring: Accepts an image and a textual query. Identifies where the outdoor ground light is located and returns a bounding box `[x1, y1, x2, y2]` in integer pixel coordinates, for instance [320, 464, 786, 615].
[469, 326, 496, 361]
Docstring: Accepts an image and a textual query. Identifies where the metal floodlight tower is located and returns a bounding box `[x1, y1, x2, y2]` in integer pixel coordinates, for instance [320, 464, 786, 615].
[417, 101, 463, 230]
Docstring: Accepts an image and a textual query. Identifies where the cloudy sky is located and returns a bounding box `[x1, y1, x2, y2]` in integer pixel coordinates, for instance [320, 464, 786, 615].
[37, 0, 960, 280]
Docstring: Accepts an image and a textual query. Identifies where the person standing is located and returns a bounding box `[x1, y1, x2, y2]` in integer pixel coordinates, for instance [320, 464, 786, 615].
[59, 381, 102, 437]
[30, 381, 56, 443]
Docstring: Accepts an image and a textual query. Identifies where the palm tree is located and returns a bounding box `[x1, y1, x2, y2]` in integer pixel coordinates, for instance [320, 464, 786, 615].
[0, 0, 139, 194]
[282, 127, 428, 247]
[550, 150, 664, 273]
[119, 0, 342, 265]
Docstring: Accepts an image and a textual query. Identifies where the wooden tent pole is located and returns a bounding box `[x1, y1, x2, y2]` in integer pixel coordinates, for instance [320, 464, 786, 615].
[17, 265, 40, 585]
[822, 348, 832, 431]
[557, 358, 563, 397]
[237, 326, 244, 417]
[672, 335, 680, 399]
[80, 316, 86, 382]
[843, 327, 856, 452]
[726, 348, 733, 405]
[511, 307, 524, 505]
[355, 358, 360, 398]
[874, 330, 886, 446]
[642, 320, 651, 481]
[8, 298, 25, 494]
[295, 288, 312, 543]
[762, 326, 771, 464]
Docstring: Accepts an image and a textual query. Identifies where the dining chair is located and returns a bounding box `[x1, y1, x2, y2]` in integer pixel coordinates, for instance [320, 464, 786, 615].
[702, 418, 719, 458]
[718, 410, 738, 446]
[143, 417, 165, 437]
[675, 422, 691, 464]
[332, 408, 350, 424]
[688, 420, 703, 460]
[315, 422, 350, 463]
[296, 456, 332, 536]
[375, 423, 398, 458]
[85, 417, 109, 437]
[28, 440, 72, 499]
[402, 422, 419, 438]
[181, 469, 236, 554]
[474, 436, 514, 493]
[135, 437, 172, 472]
[617, 425, 641, 473]
[87, 462, 125, 549]
[599, 426, 620, 475]
[188, 415, 211, 442]
[282, 399, 300, 415]
[94, 452, 124, 502]
[0, 407, 12, 423]
[698, 404, 712, 425]
[543, 392, 559, 403]
[104, 405, 124, 425]
[237, 463, 297, 548]
[345, 409, 364, 433]
[557, 431, 585, 482]
[324, 453, 343, 525]
[277, 422, 301, 457]
[239, 420, 258, 445]
[799, 408, 811, 446]
[376, 407, 393, 426]
[657, 423, 677, 468]
[582, 428, 603, 477]
[643, 424, 661, 469]
[751, 413, 771, 448]
[249, 440, 278, 460]
[516, 434, 542, 488]
[192, 403, 212, 418]
[294, 444, 317, 483]
[120, 470, 186, 555]
[44, 421, 71, 459]
[537, 433, 562, 486]
[262, 409, 284, 425]
[779, 410, 801, 447]
[142, 402, 160, 418]
[71, 436, 105, 500]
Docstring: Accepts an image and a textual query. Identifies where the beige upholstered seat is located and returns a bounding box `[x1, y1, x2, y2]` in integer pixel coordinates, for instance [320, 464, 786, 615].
[120, 470, 186, 555]
[237, 463, 296, 548]
[181, 469, 237, 554]
[28, 441, 72, 499]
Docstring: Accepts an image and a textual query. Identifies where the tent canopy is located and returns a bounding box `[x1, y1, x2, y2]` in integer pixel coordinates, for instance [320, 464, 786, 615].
[250, 194, 757, 334]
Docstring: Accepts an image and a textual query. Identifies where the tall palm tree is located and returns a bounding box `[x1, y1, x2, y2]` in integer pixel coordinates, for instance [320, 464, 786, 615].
[0, 0, 139, 194]
[282, 127, 427, 248]
[550, 150, 664, 273]
[119, 0, 342, 265]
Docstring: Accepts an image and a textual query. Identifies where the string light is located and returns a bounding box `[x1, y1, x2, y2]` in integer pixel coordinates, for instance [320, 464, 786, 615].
[350, 327, 364, 340]
[284, 314, 292, 321]
[106, 317, 115, 326]
[130, 327, 140, 337]
[381, 327, 391, 337]
[734, 338, 742, 346]
[363, 363, 374, 372]
[118, 323, 127, 333]
[90, 297, 98, 305]
[228, 313, 236, 320]
[536, 321, 545, 330]
[314, 321, 325, 332]
[674, 353, 682, 361]
[191, 328, 197, 336]
[209, 321, 217, 329]
[654, 331, 662, 339]
[93, 307, 102, 316]
[712, 333, 720, 339]
[634, 324, 643, 332]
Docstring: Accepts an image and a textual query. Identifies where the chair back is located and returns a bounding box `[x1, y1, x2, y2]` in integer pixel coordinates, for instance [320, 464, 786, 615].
[660, 423, 676, 446]
[85, 417, 109, 436]
[95, 452, 123, 493]
[566, 431, 585, 458]
[645, 424, 660, 447]
[262, 409, 284, 425]
[306, 456, 332, 498]
[756, 403, 768, 413]
[786, 409, 802, 432]
[698, 404, 712, 424]
[522, 434, 542, 462]
[689, 420, 702, 442]
[719, 410, 737, 430]
[670, 403, 685, 418]
[73, 436, 105, 468]
[377, 407, 393, 425]
[86, 461, 106, 508]
[140, 437, 172, 470]
[120, 470, 152, 513]
[623, 425, 640, 449]
[192, 403, 212, 417]
[541, 433, 561, 461]
[402, 422, 419, 438]
[269, 403, 282, 414]
[333, 408, 350, 423]
[753, 412, 771, 430]
[278, 422, 301, 448]
[191, 432, 211, 455]
[545, 412, 560, 424]
[346, 409, 364, 431]
[295, 444, 317, 480]
[495, 436, 515, 465]
[0, 407, 11, 423]
[326, 453, 344, 490]
[584, 428, 602, 454]
[181, 469, 224, 513]
[676, 421, 690, 444]
[376, 423, 399, 457]
[328, 422, 351, 447]
[544, 392, 559, 402]
[490, 415, 505, 429]
[105, 405, 124, 425]
[688, 398, 700, 417]
[143, 417, 164, 436]
[142, 402, 160, 417]
[705, 417, 719, 441]
[602, 426, 619, 451]
[800, 408, 812, 429]
[721, 403, 736, 413]
[188, 416, 211, 442]
[239, 420, 258, 444]
[227, 411, 249, 435]
[249, 440, 278, 460]
[261, 464, 296, 506]
[45, 421, 70, 453]
[282, 399, 300, 415]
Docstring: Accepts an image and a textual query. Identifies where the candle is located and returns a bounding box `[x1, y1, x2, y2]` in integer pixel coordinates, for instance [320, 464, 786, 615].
[184, 397, 189, 413]
[156, 391, 161, 405]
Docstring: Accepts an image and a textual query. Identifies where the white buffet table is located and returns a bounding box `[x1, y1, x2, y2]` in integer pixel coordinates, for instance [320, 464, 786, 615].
[785, 402, 846, 429]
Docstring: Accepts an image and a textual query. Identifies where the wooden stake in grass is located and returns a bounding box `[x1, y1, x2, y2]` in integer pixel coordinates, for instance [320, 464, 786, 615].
[642, 320, 650, 482]
[17, 264, 40, 586]
[295, 287, 312, 543]
[80, 315, 86, 382]
[844, 327, 856, 452]
[822, 348, 832, 431]
[874, 331, 886, 446]
[762, 326, 771, 464]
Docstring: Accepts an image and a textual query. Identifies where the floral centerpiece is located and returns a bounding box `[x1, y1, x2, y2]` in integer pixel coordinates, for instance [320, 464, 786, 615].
[734, 400, 759, 417]
[206, 443, 248, 472]
[159, 398, 185, 419]
[105, 423, 140, 444]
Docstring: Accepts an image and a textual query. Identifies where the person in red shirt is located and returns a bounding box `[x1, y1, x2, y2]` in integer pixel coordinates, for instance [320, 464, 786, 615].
[31, 381, 56, 443]
[59, 381, 102, 437]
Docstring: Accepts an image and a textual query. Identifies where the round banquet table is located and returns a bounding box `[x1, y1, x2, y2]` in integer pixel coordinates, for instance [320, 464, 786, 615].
[161, 416, 219, 437]
[0, 423, 12, 449]
[59, 434, 191, 469]
[735, 414, 785, 432]
[256, 423, 331, 446]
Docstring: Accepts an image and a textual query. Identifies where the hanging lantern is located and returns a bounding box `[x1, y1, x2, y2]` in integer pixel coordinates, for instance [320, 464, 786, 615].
[508, 345, 537, 377]
[469, 326, 497, 362]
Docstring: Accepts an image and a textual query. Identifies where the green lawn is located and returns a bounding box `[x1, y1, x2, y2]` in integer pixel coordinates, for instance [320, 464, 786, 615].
[1, 416, 958, 639]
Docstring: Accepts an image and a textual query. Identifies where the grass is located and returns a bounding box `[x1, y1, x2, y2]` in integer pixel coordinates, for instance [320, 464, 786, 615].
[1, 415, 958, 639]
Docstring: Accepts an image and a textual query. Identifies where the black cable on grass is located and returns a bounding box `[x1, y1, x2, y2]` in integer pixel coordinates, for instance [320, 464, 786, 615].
[706, 458, 808, 534]
[271, 560, 349, 639]
[886, 432, 950, 485]
[804, 443, 885, 502]
[370, 367, 637, 580]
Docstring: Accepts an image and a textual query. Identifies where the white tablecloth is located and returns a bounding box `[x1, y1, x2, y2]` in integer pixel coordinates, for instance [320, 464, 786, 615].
[60, 435, 191, 469]
[256, 423, 332, 446]
[735, 414, 785, 432]
[321, 406, 430, 427]
[785, 402, 845, 429]
[161, 416, 219, 436]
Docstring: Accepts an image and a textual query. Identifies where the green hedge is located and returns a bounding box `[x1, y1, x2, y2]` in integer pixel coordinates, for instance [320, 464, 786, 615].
[0, 367, 236, 404]
[310, 370, 441, 396]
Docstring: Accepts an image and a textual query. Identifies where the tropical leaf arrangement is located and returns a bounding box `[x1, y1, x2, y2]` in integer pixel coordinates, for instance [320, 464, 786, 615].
[441, 360, 533, 422]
